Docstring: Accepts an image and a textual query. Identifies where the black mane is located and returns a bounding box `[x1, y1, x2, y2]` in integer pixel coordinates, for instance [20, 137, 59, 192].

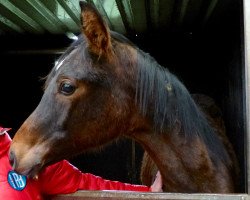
[135, 49, 231, 166]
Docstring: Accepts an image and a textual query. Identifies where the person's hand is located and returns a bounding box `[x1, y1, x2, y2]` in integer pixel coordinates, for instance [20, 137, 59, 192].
[0, 127, 11, 135]
[150, 171, 163, 192]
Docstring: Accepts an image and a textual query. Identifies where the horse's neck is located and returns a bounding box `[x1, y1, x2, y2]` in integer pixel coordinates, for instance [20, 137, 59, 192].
[132, 130, 234, 193]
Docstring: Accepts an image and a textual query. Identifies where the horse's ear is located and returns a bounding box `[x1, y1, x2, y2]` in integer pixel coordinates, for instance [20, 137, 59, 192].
[79, 1, 112, 58]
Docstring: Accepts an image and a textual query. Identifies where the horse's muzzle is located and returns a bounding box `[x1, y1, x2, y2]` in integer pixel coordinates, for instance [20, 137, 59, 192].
[8, 149, 42, 178]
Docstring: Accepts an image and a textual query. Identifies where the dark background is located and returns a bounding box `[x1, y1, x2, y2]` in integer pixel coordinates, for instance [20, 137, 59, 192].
[0, 0, 246, 193]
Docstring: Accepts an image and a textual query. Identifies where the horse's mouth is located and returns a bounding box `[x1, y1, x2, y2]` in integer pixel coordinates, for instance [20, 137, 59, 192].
[9, 148, 46, 179]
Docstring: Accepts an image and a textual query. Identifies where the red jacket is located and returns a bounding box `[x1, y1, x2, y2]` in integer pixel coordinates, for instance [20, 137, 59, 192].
[0, 127, 150, 200]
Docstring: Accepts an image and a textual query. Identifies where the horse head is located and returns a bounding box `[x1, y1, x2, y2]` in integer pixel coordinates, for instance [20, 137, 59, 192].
[10, 2, 146, 178]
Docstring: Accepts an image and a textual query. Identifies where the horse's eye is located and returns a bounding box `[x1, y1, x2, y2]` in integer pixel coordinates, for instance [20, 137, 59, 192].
[60, 82, 76, 95]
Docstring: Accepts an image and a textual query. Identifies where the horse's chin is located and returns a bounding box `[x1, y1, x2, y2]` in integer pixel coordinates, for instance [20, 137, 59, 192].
[15, 164, 44, 179]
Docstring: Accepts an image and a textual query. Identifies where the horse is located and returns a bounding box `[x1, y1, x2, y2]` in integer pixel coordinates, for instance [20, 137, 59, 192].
[140, 94, 239, 192]
[9, 1, 239, 193]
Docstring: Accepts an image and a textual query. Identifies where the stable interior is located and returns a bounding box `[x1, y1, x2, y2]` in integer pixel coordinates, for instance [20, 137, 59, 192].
[0, 0, 246, 193]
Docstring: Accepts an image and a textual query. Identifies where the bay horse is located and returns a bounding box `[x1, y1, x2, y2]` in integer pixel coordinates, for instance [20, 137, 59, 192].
[10, 1, 239, 193]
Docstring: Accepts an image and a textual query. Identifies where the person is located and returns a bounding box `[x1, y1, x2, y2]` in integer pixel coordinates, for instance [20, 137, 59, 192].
[0, 126, 162, 199]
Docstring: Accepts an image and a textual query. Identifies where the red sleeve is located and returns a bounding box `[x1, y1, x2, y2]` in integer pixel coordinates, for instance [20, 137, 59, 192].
[39, 160, 150, 195]
[39, 160, 86, 195]
[78, 173, 151, 192]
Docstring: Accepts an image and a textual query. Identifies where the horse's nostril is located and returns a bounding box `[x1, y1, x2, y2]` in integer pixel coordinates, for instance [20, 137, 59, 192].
[9, 150, 17, 169]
